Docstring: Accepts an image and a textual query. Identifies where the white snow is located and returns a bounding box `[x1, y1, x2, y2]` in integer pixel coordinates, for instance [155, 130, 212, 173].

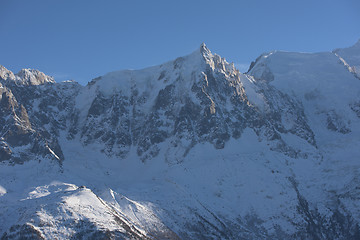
[0, 186, 6, 197]
[240, 74, 267, 110]
[249, 49, 360, 147]
[0, 127, 320, 236]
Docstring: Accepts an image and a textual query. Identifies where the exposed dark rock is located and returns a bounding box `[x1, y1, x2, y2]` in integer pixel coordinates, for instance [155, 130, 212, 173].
[326, 110, 351, 134]
[350, 101, 360, 118]
[289, 177, 360, 240]
[1, 224, 44, 240]
[0, 140, 12, 161]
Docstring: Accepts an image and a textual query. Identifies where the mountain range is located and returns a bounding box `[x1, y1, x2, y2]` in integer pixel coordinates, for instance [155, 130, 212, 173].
[1, 40, 360, 239]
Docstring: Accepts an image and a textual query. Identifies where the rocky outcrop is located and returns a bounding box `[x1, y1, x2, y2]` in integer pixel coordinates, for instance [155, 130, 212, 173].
[0, 67, 69, 163]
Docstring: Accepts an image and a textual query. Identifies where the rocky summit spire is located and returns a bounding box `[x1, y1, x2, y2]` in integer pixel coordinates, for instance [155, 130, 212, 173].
[200, 42, 211, 57]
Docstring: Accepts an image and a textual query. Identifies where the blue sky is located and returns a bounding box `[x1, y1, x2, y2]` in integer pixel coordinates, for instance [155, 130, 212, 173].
[1, 0, 360, 85]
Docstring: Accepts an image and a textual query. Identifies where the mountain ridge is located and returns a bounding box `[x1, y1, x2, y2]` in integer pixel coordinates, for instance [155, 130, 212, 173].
[1, 41, 360, 239]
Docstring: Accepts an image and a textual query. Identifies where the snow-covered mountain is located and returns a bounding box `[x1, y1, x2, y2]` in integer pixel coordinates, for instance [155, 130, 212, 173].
[1, 40, 360, 239]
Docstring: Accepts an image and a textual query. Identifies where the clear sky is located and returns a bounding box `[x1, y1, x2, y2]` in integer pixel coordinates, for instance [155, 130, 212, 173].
[1, 0, 360, 85]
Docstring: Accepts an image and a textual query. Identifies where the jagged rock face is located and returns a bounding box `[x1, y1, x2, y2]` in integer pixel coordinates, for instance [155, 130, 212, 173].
[0, 67, 80, 163]
[1, 41, 360, 239]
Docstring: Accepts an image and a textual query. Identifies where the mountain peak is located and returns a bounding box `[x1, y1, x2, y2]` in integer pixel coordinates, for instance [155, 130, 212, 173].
[199, 42, 212, 58]
[16, 68, 55, 85]
[200, 42, 209, 51]
[0, 66, 56, 86]
[0, 65, 15, 81]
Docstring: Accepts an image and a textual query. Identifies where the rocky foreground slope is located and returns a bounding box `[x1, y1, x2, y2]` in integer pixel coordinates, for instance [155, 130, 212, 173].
[1, 41, 360, 239]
